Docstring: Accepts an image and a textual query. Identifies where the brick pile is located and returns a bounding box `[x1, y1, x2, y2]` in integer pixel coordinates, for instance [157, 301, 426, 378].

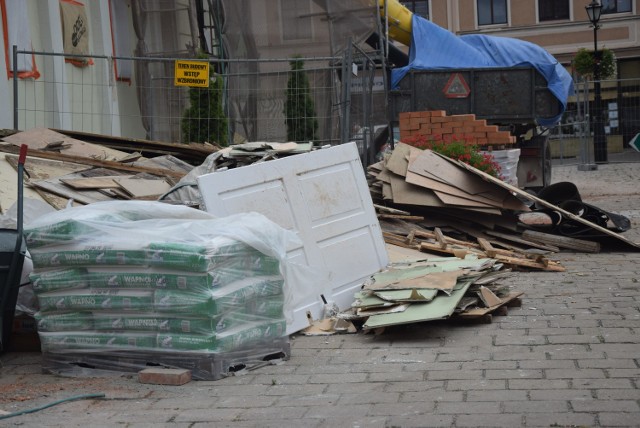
[398, 110, 516, 146]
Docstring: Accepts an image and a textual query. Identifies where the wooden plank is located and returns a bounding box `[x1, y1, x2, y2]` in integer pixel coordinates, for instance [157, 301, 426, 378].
[60, 176, 126, 189]
[492, 254, 565, 272]
[374, 204, 411, 215]
[378, 214, 425, 221]
[434, 227, 448, 249]
[0, 144, 186, 179]
[477, 238, 497, 257]
[522, 230, 601, 253]
[485, 230, 560, 252]
[2, 128, 130, 160]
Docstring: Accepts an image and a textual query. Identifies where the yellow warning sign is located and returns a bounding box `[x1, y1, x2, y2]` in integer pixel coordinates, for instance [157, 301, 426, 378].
[174, 60, 210, 87]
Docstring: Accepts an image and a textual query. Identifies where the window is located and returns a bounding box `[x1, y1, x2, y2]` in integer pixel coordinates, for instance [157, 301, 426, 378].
[538, 0, 570, 21]
[477, 0, 507, 25]
[281, 0, 312, 41]
[601, 0, 632, 14]
[401, 1, 429, 20]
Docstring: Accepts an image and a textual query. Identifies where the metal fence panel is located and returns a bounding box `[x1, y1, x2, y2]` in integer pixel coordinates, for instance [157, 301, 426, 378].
[13, 49, 380, 156]
[550, 77, 640, 165]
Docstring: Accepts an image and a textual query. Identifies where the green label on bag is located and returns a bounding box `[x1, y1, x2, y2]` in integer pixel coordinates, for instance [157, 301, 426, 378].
[30, 268, 89, 293]
[39, 331, 156, 351]
[38, 289, 154, 312]
[35, 312, 93, 332]
[31, 246, 147, 269]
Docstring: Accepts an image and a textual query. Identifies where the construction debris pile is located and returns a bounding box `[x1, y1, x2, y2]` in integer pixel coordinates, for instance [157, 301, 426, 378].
[0, 128, 312, 212]
[322, 141, 638, 331]
[2, 128, 637, 357]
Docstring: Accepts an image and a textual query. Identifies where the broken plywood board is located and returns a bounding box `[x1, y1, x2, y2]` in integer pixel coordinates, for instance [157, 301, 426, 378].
[457, 291, 524, 318]
[2, 128, 130, 161]
[362, 280, 474, 329]
[0, 154, 48, 212]
[0, 144, 186, 180]
[410, 150, 529, 211]
[31, 172, 117, 205]
[112, 177, 171, 198]
[455, 159, 640, 249]
[4, 153, 89, 181]
[60, 176, 127, 189]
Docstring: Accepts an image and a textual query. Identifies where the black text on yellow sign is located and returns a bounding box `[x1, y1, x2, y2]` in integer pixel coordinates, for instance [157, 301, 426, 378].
[174, 60, 210, 87]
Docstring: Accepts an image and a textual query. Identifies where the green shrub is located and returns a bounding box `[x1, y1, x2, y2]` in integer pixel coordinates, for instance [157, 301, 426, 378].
[181, 59, 228, 146]
[284, 57, 318, 143]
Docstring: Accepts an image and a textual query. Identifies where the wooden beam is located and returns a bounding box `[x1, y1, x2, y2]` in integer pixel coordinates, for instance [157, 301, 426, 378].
[522, 230, 601, 253]
[1, 144, 186, 179]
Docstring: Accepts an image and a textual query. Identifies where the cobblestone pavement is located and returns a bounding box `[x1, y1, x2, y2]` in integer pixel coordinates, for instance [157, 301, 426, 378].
[0, 160, 639, 427]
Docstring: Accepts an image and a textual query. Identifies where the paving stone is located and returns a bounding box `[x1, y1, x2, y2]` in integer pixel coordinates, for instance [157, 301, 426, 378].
[384, 380, 446, 392]
[571, 399, 640, 412]
[337, 392, 400, 405]
[571, 378, 634, 389]
[598, 412, 640, 427]
[385, 415, 454, 427]
[446, 379, 507, 390]
[466, 389, 528, 401]
[436, 401, 501, 414]
[366, 402, 433, 416]
[455, 413, 523, 427]
[523, 412, 596, 427]
[545, 368, 606, 379]
[426, 369, 483, 380]
[368, 371, 424, 382]
[402, 389, 464, 402]
[508, 379, 570, 389]
[236, 406, 308, 421]
[484, 369, 543, 379]
[503, 399, 569, 413]
[529, 389, 593, 401]
[308, 372, 368, 384]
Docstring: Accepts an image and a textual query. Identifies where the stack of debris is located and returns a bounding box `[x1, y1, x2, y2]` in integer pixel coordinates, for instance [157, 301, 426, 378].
[351, 254, 523, 329]
[0, 128, 315, 213]
[368, 142, 638, 265]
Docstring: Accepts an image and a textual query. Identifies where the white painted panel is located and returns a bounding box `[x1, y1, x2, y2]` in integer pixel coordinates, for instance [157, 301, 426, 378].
[197, 143, 388, 334]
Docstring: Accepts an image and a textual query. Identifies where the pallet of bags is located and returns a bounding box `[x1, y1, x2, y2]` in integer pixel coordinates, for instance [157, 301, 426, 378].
[26, 201, 299, 379]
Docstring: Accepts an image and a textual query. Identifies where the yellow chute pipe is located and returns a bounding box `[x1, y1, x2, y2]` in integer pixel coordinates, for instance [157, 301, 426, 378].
[378, 0, 413, 46]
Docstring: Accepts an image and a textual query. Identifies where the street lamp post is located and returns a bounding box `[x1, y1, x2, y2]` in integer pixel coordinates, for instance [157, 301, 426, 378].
[585, 0, 608, 163]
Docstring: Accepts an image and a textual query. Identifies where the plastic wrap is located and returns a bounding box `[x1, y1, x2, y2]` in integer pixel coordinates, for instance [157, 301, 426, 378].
[26, 201, 299, 371]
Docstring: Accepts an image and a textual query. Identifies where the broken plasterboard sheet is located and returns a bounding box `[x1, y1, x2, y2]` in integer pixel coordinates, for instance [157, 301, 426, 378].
[197, 142, 389, 334]
[356, 303, 410, 317]
[362, 280, 474, 329]
[364, 266, 467, 293]
[373, 288, 439, 302]
[353, 292, 398, 309]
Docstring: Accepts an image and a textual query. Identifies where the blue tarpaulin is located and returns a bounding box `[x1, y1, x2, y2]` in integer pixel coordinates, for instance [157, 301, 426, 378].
[392, 15, 575, 126]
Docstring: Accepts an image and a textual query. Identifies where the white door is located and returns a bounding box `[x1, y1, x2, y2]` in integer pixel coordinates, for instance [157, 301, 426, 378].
[197, 143, 388, 333]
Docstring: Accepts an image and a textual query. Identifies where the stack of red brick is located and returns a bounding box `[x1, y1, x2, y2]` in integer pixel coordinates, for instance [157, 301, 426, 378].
[398, 110, 516, 146]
